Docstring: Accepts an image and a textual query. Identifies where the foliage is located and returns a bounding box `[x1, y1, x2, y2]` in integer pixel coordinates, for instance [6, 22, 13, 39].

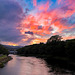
[0, 55, 7, 59]
[17, 35, 75, 62]
[0, 44, 9, 55]
[65, 39, 75, 60]
[47, 35, 62, 43]
[0, 55, 12, 68]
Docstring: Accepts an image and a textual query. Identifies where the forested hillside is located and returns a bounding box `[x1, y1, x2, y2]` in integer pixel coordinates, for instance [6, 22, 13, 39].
[17, 35, 75, 62]
[0, 44, 9, 55]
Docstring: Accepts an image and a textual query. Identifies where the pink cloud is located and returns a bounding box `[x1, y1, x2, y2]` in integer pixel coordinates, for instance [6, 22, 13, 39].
[33, 0, 37, 7]
[57, 0, 62, 4]
[17, 0, 75, 44]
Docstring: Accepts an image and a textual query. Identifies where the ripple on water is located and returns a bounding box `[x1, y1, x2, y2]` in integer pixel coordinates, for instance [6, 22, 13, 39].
[0, 55, 75, 75]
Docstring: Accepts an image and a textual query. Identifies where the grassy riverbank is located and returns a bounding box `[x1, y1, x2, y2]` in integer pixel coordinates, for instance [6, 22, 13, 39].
[0, 55, 12, 68]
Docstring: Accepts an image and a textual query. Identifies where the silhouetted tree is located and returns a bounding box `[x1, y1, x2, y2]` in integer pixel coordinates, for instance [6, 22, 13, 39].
[47, 35, 62, 43]
[0, 44, 9, 55]
[17, 36, 75, 62]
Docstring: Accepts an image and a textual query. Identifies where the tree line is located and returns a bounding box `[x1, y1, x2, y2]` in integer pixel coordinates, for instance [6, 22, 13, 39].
[0, 44, 9, 56]
[17, 35, 75, 62]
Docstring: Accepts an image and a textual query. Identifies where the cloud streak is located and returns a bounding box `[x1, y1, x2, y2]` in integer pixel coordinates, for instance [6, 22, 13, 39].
[33, 0, 37, 7]
[0, 0, 24, 46]
[0, 0, 75, 46]
[17, 0, 75, 44]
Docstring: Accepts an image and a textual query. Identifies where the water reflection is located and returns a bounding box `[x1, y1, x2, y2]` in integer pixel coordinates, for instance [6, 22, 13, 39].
[0, 55, 50, 75]
[0, 55, 75, 75]
[49, 66, 75, 75]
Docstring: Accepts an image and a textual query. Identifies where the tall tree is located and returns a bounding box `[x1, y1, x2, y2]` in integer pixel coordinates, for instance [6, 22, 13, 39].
[47, 35, 62, 43]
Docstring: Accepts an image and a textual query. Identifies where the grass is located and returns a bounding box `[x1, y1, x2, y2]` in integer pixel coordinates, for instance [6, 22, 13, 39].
[0, 55, 12, 68]
[0, 55, 7, 59]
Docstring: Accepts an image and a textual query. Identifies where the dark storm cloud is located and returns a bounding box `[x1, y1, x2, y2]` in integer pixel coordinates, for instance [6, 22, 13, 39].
[25, 31, 33, 35]
[0, 0, 23, 23]
[48, 27, 53, 31]
[61, 6, 73, 12]
[0, 0, 24, 43]
[38, 26, 42, 29]
[0, 27, 23, 42]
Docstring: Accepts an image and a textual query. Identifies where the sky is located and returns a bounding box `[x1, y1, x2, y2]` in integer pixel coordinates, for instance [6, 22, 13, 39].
[0, 0, 75, 46]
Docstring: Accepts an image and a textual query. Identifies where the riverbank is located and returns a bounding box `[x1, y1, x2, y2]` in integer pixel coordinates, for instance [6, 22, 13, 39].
[37, 55, 75, 72]
[0, 55, 12, 68]
[17, 38, 75, 71]
[18, 54, 75, 72]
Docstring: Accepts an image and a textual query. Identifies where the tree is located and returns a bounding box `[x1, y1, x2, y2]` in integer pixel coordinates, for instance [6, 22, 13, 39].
[65, 39, 75, 59]
[0, 44, 9, 55]
[47, 35, 62, 43]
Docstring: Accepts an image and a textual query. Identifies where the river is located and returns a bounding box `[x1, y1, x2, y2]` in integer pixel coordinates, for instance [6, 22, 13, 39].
[0, 55, 75, 75]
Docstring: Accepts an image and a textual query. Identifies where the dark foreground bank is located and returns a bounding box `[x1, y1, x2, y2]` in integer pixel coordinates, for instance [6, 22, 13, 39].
[0, 55, 12, 68]
[1, 55, 74, 75]
[17, 36, 75, 71]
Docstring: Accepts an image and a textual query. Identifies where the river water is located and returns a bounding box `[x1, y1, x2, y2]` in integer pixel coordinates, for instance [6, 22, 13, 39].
[0, 55, 75, 75]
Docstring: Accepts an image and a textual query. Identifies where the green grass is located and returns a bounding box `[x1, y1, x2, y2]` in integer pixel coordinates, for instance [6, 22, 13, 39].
[0, 55, 7, 60]
[0, 55, 12, 68]
[0, 55, 7, 68]
[0, 63, 4, 68]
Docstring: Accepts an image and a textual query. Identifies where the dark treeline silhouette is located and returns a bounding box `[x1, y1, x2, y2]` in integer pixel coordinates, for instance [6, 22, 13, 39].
[17, 35, 75, 70]
[17, 35, 75, 71]
[0, 44, 9, 56]
[17, 35, 75, 61]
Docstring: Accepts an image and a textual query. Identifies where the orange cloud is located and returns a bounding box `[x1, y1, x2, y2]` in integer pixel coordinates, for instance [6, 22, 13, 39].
[63, 36, 75, 40]
[17, 0, 75, 45]
[1, 42, 18, 46]
[17, 9, 74, 40]
[30, 38, 47, 44]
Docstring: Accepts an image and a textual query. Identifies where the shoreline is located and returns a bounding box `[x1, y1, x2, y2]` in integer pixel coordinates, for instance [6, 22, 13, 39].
[0, 55, 12, 68]
[17, 54, 75, 72]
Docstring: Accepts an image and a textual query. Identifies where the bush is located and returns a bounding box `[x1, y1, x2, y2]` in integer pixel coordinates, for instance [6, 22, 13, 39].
[0, 44, 9, 55]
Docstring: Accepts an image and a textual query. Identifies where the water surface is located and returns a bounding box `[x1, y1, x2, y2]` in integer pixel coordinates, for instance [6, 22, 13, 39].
[0, 55, 74, 75]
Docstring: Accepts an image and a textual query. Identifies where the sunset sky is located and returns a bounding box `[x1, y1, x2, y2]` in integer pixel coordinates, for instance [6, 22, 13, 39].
[0, 0, 75, 46]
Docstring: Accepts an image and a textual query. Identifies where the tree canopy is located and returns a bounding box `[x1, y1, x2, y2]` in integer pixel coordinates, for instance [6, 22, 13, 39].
[0, 44, 9, 55]
[17, 35, 75, 62]
[47, 35, 62, 43]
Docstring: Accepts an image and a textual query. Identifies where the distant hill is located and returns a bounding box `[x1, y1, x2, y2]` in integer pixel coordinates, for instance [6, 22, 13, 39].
[3, 45, 23, 50]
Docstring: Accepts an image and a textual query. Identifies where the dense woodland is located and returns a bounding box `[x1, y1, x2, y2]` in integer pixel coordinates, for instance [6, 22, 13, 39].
[17, 35, 75, 62]
[0, 44, 9, 55]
